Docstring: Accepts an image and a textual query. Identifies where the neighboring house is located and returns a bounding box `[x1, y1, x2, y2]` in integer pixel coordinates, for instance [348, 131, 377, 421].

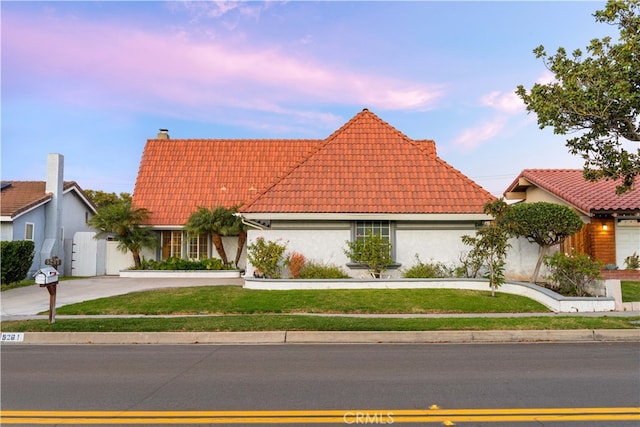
[0, 154, 100, 277]
[134, 109, 506, 277]
[504, 169, 640, 268]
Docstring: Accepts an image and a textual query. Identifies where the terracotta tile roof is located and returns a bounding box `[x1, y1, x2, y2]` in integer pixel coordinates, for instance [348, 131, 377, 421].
[0, 181, 79, 218]
[242, 109, 494, 214]
[504, 169, 640, 214]
[133, 109, 495, 224]
[133, 139, 321, 225]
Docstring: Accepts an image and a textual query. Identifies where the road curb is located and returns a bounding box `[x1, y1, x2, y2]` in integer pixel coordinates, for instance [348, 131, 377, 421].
[4, 329, 639, 345]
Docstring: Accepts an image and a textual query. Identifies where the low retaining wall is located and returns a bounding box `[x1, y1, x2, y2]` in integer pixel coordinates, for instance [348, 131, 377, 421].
[243, 278, 617, 313]
[119, 270, 242, 279]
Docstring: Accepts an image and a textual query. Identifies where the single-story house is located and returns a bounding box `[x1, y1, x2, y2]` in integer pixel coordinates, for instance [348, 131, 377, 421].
[504, 169, 640, 269]
[1, 153, 100, 277]
[134, 108, 535, 277]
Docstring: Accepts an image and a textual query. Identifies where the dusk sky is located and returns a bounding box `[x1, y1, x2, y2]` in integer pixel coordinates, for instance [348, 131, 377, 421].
[2, 1, 615, 197]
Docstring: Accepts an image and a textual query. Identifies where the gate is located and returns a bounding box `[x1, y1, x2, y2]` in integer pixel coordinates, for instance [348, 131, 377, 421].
[71, 232, 98, 276]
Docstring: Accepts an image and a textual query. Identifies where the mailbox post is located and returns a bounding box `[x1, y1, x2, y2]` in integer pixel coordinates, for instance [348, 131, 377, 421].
[34, 266, 59, 324]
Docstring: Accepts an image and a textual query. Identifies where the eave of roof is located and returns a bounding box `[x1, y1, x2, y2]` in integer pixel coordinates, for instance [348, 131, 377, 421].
[504, 169, 640, 214]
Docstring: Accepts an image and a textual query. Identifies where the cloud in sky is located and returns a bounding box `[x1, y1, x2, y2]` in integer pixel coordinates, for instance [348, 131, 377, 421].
[2, 10, 443, 122]
[452, 116, 508, 151]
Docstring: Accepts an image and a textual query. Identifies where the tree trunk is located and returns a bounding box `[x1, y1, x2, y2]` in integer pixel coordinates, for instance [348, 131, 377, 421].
[132, 250, 142, 269]
[235, 230, 247, 267]
[532, 245, 549, 283]
[212, 233, 228, 265]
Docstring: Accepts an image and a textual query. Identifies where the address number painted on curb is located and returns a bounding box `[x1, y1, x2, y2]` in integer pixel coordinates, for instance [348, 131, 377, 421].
[1, 333, 24, 342]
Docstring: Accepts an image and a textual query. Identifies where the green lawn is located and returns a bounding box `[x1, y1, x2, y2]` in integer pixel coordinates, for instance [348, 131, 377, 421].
[53, 286, 548, 315]
[2, 315, 638, 333]
[622, 281, 640, 302]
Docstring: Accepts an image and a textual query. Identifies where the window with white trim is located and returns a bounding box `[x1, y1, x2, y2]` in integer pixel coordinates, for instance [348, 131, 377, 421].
[352, 220, 396, 260]
[161, 230, 183, 259]
[187, 233, 208, 260]
[25, 223, 34, 241]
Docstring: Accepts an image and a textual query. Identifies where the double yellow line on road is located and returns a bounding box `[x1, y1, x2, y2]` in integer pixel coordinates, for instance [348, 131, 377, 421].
[2, 407, 639, 424]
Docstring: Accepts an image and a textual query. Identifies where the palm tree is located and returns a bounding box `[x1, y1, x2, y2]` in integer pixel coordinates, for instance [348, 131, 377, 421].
[185, 206, 235, 265]
[88, 200, 157, 268]
[228, 205, 249, 267]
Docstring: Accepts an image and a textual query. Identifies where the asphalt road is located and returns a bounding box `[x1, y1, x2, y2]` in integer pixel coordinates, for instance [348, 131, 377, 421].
[1, 342, 639, 426]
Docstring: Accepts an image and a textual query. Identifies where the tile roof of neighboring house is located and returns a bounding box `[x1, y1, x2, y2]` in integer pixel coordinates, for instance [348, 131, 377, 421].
[0, 181, 84, 219]
[133, 109, 495, 225]
[504, 169, 640, 214]
[242, 109, 494, 214]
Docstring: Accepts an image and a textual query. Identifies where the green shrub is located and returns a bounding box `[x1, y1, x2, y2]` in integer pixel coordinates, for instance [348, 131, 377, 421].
[543, 250, 603, 296]
[1, 240, 35, 284]
[135, 257, 229, 271]
[299, 261, 350, 279]
[403, 256, 452, 278]
[247, 237, 287, 278]
[344, 231, 393, 278]
[624, 252, 639, 270]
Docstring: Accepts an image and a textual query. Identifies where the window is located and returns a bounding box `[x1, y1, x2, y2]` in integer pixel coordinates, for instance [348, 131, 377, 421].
[187, 233, 208, 260]
[161, 231, 183, 259]
[352, 220, 395, 260]
[25, 223, 34, 241]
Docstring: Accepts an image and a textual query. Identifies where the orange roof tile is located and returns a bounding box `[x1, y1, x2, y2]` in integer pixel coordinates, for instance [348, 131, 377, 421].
[133, 109, 495, 225]
[242, 109, 494, 214]
[504, 169, 640, 214]
[133, 139, 321, 225]
[1, 181, 83, 218]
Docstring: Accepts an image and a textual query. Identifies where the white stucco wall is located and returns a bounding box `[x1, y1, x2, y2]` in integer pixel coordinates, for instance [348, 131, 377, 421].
[245, 222, 543, 281]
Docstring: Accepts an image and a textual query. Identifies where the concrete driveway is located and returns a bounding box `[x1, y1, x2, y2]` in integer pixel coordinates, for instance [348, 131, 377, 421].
[1, 276, 243, 320]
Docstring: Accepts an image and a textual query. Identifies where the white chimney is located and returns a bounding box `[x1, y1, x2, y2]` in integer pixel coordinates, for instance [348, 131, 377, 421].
[157, 129, 170, 139]
[40, 153, 64, 271]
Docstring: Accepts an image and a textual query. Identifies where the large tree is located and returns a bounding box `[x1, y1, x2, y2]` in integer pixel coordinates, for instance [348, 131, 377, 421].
[88, 201, 157, 268]
[84, 190, 132, 209]
[516, 0, 639, 194]
[499, 202, 584, 284]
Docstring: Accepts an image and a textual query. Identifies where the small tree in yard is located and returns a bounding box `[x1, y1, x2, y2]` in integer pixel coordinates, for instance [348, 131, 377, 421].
[461, 200, 511, 297]
[498, 202, 583, 284]
[247, 237, 287, 279]
[344, 230, 393, 278]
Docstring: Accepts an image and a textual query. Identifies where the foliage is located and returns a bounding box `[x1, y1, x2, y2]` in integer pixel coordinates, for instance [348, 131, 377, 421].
[84, 190, 132, 209]
[344, 230, 393, 278]
[403, 256, 452, 278]
[1, 240, 35, 285]
[185, 205, 247, 267]
[543, 250, 603, 296]
[454, 251, 484, 278]
[298, 261, 350, 279]
[88, 200, 157, 268]
[461, 199, 511, 296]
[516, 0, 640, 193]
[247, 237, 287, 278]
[624, 252, 640, 269]
[499, 201, 584, 283]
[134, 256, 229, 271]
[285, 251, 306, 279]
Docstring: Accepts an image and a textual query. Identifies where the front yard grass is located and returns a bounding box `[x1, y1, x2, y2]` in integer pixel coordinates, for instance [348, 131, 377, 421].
[621, 281, 640, 302]
[53, 286, 548, 315]
[2, 315, 638, 333]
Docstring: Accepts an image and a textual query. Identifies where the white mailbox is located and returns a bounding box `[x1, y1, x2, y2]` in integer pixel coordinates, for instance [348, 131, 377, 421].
[34, 266, 59, 285]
